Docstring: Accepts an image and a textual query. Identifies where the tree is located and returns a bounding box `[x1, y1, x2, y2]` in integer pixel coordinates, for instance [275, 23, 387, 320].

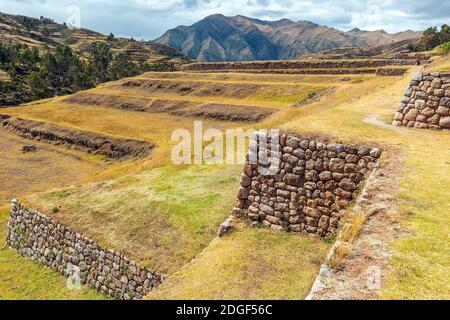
[28, 71, 50, 99]
[107, 33, 115, 42]
[88, 42, 113, 84]
[109, 52, 136, 79]
[409, 24, 450, 52]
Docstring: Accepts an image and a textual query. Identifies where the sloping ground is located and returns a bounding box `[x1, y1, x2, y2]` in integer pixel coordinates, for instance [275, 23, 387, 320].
[0, 128, 105, 205]
[22, 165, 242, 275]
[1, 59, 439, 299]
[280, 56, 450, 299]
[0, 12, 187, 64]
[65, 92, 276, 123]
[0, 210, 106, 300]
[1, 116, 154, 160]
[148, 58, 448, 300]
[146, 224, 330, 300]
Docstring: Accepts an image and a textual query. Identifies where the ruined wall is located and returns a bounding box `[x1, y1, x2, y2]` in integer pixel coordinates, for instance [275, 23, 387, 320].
[182, 68, 407, 76]
[180, 59, 419, 72]
[393, 72, 450, 130]
[6, 200, 163, 300]
[232, 133, 382, 238]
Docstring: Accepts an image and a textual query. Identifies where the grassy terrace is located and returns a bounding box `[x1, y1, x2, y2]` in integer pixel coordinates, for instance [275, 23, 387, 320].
[24, 165, 242, 275]
[146, 224, 330, 300]
[281, 56, 450, 299]
[0, 56, 448, 299]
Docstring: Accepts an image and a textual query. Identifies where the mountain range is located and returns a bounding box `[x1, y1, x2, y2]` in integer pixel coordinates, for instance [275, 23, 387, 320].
[155, 14, 422, 61]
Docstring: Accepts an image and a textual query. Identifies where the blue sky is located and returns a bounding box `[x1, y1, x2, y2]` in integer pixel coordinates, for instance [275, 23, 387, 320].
[1, 0, 449, 40]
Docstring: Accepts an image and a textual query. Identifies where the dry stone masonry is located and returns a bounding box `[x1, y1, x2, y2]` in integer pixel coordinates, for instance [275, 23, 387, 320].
[393, 72, 450, 130]
[232, 132, 382, 238]
[180, 59, 419, 71]
[6, 200, 163, 300]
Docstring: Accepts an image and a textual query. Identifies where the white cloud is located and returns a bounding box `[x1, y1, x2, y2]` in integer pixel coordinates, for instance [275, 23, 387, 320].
[0, 0, 448, 39]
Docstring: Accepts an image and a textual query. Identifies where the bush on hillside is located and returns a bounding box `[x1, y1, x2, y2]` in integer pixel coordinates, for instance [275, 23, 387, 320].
[408, 24, 450, 52]
[437, 42, 450, 55]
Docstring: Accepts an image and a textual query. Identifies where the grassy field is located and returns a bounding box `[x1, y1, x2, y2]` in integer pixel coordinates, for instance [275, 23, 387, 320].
[280, 56, 450, 299]
[24, 165, 242, 275]
[146, 224, 330, 300]
[0, 129, 106, 206]
[0, 55, 448, 299]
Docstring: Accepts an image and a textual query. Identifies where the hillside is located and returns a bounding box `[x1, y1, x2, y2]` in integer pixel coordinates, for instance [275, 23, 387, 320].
[155, 14, 421, 61]
[0, 11, 186, 63]
[0, 49, 448, 300]
[0, 12, 191, 106]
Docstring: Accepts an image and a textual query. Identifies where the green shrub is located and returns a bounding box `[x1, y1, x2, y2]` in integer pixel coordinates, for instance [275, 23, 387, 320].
[437, 42, 450, 55]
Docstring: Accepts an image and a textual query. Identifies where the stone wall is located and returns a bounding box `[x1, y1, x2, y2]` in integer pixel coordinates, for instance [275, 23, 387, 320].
[6, 200, 163, 300]
[232, 133, 382, 238]
[180, 59, 419, 72]
[181, 68, 407, 76]
[393, 72, 450, 130]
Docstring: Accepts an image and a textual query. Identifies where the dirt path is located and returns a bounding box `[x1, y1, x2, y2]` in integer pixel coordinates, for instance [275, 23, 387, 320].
[306, 151, 408, 299]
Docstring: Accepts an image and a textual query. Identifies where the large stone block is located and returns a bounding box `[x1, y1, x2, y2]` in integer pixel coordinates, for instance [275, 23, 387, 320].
[439, 116, 450, 129]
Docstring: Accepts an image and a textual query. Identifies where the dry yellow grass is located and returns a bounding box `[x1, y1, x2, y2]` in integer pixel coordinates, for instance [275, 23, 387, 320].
[0, 69, 10, 82]
[0, 129, 105, 206]
[280, 61, 450, 299]
[1, 57, 448, 300]
[23, 164, 242, 275]
[146, 223, 330, 300]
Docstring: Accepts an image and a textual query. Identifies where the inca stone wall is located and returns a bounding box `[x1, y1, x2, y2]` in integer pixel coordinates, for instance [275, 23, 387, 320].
[232, 133, 382, 238]
[393, 72, 450, 130]
[180, 59, 419, 72]
[6, 200, 163, 300]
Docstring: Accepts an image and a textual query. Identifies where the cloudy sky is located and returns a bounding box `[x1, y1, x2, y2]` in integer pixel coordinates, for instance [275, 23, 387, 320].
[1, 0, 449, 40]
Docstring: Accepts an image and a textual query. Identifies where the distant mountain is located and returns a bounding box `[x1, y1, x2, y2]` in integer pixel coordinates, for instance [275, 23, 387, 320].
[155, 14, 422, 61]
[346, 27, 421, 46]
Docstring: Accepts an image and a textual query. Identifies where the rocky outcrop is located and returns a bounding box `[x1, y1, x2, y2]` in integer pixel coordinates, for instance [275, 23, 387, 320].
[232, 132, 382, 238]
[6, 200, 163, 300]
[392, 72, 450, 130]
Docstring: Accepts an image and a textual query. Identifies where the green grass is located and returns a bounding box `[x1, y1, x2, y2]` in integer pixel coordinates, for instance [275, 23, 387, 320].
[282, 65, 450, 299]
[0, 210, 106, 300]
[26, 164, 242, 275]
[146, 224, 330, 300]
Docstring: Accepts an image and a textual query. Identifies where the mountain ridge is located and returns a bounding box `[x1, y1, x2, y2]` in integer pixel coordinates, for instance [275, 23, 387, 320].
[155, 14, 422, 61]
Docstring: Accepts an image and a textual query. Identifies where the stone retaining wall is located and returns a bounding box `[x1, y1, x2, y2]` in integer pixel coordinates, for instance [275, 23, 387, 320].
[181, 68, 407, 76]
[393, 72, 450, 130]
[231, 132, 382, 238]
[6, 200, 163, 300]
[180, 59, 419, 72]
